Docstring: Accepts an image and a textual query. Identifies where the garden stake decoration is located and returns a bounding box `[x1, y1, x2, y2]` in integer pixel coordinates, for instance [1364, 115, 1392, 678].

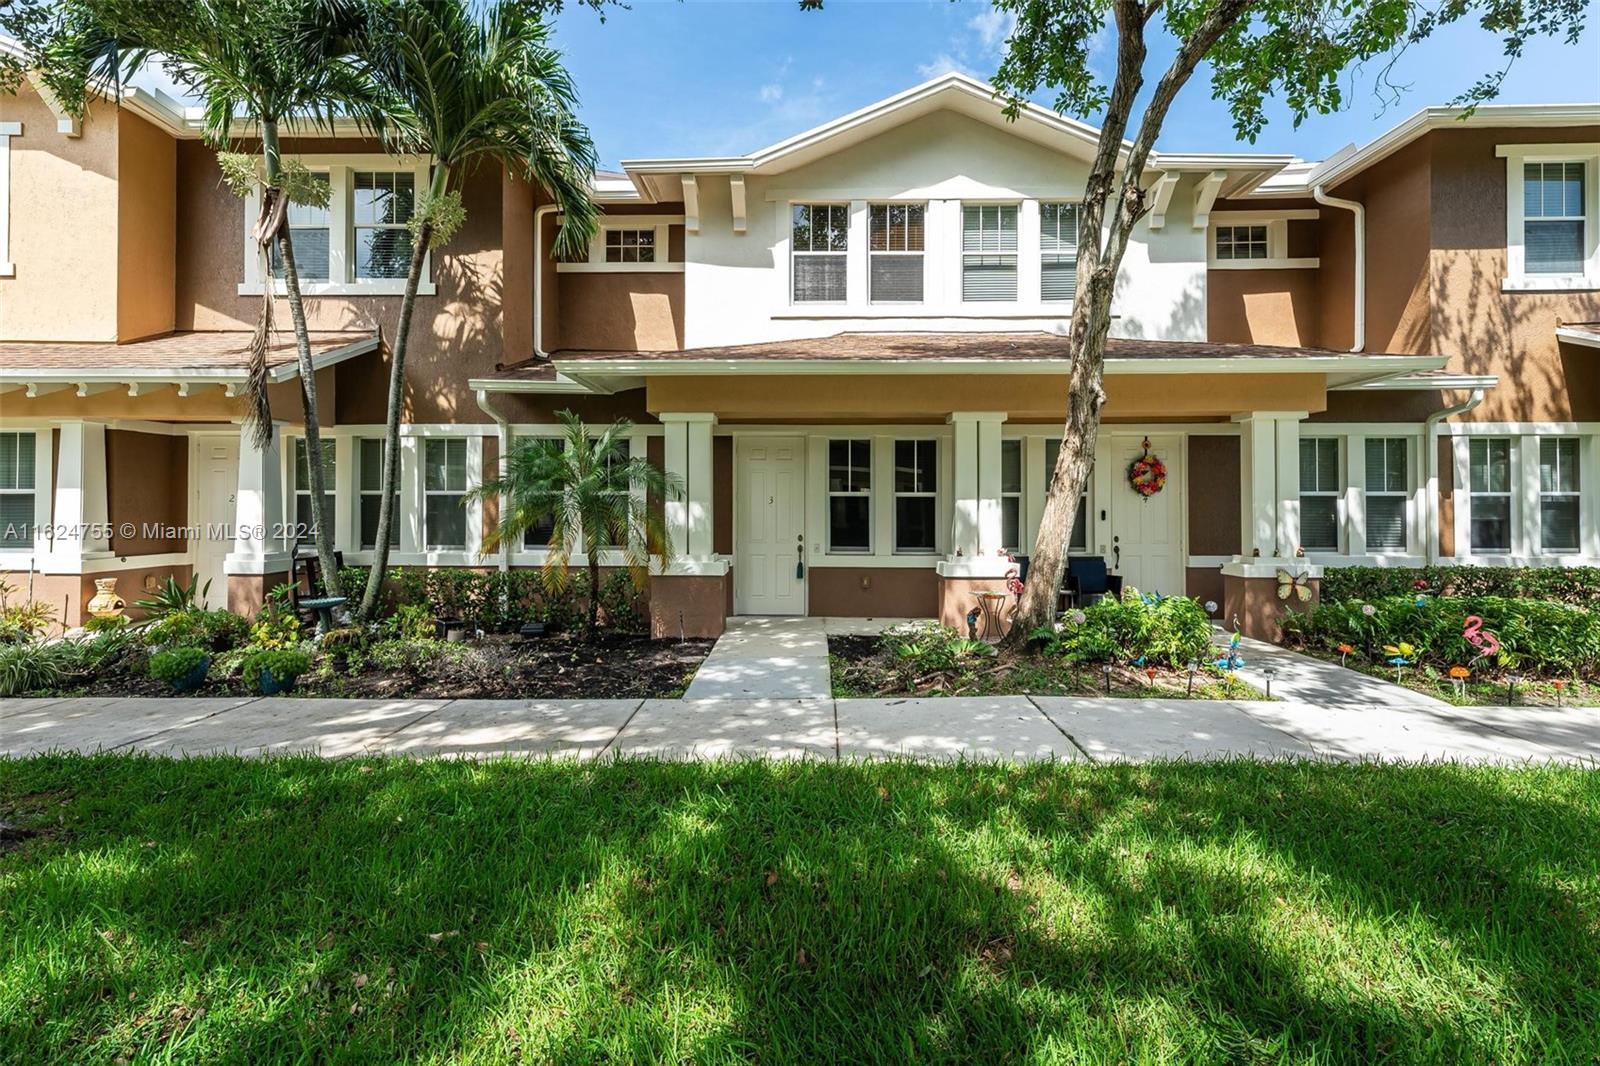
[1448, 665, 1471, 699]
[1261, 665, 1276, 699]
[1337, 643, 1354, 667]
[1507, 673, 1522, 705]
[1462, 615, 1501, 661]
[1383, 642, 1415, 685]
[1554, 679, 1565, 707]
[1102, 663, 1113, 694]
[1145, 665, 1157, 687]
[1186, 661, 1199, 696]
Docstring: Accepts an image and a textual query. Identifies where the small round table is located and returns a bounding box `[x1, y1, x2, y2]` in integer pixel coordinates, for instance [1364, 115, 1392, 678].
[974, 591, 1010, 642]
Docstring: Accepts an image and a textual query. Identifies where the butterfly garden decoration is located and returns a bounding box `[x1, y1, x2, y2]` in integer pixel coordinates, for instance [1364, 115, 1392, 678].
[1276, 568, 1312, 603]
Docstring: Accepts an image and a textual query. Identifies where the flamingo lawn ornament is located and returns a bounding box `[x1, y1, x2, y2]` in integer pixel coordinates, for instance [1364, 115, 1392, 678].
[1463, 615, 1501, 660]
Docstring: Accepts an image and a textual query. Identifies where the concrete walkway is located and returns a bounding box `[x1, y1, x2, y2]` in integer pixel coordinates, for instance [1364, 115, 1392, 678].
[1215, 629, 1451, 709]
[683, 616, 913, 699]
[5, 691, 1596, 765]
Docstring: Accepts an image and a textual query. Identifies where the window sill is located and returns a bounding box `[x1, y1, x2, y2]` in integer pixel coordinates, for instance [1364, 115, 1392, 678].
[556, 262, 683, 274]
[810, 554, 939, 569]
[1500, 275, 1600, 293]
[775, 305, 1073, 320]
[238, 278, 438, 297]
[1208, 257, 1320, 271]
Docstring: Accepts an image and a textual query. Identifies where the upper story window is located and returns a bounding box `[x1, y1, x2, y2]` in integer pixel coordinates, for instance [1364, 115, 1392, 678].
[1499, 144, 1599, 291]
[240, 155, 435, 297]
[1523, 162, 1585, 275]
[792, 204, 848, 303]
[1040, 203, 1080, 302]
[962, 204, 1018, 301]
[605, 228, 655, 263]
[868, 204, 924, 302]
[1215, 224, 1268, 260]
[1299, 438, 1341, 552]
[0, 431, 37, 550]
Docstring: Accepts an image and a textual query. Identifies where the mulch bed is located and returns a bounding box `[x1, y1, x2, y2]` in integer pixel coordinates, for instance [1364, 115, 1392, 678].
[56, 634, 714, 702]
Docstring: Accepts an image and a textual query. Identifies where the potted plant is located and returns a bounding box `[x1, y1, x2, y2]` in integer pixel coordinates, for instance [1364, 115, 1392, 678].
[320, 627, 364, 671]
[149, 646, 211, 693]
[243, 648, 312, 695]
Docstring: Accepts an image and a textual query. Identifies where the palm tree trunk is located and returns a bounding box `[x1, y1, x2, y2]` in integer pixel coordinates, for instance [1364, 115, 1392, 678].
[264, 119, 340, 601]
[588, 554, 600, 633]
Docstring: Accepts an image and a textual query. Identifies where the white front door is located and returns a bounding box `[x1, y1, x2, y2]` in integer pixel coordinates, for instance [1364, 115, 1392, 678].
[1109, 432, 1184, 597]
[193, 435, 239, 609]
[734, 436, 805, 615]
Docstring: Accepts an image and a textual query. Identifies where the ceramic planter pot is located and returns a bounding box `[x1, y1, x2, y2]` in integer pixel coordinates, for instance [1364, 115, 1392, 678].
[170, 656, 211, 693]
[87, 578, 125, 619]
[255, 667, 299, 696]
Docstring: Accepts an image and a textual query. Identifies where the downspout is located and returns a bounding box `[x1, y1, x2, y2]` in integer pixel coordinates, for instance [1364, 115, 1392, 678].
[1314, 185, 1365, 353]
[1424, 388, 1486, 565]
[475, 388, 511, 574]
[533, 204, 558, 357]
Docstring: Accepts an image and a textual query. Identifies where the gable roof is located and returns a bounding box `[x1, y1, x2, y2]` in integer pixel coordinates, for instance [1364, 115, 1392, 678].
[618, 72, 1293, 202]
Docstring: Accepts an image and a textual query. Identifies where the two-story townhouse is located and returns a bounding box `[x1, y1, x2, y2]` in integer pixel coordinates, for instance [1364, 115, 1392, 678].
[3, 71, 1596, 637]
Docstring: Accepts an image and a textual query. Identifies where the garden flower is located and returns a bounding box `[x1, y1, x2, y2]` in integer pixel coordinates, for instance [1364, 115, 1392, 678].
[1361, 604, 1377, 617]
[1069, 610, 1087, 625]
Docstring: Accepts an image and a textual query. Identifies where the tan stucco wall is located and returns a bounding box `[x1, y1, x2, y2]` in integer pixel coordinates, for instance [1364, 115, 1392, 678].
[1207, 269, 1322, 347]
[0, 90, 120, 341]
[648, 372, 1328, 421]
[556, 274, 684, 352]
[115, 109, 177, 342]
[106, 429, 188, 554]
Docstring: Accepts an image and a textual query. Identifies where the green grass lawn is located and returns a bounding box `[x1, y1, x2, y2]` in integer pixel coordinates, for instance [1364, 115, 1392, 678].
[3, 756, 1598, 1063]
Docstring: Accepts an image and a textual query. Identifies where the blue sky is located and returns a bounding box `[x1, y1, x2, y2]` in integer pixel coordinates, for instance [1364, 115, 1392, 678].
[552, 0, 1600, 167]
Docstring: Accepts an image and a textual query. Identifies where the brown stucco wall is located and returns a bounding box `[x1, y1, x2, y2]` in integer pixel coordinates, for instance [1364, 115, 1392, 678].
[106, 430, 187, 554]
[808, 567, 939, 618]
[1, 563, 194, 629]
[1185, 567, 1225, 611]
[0, 90, 120, 342]
[1187, 435, 1241, 556]
[1207, 269, 1322, 347]
[1328, 138, 1434, 356]
[649, 573, 727, 638]
[115, 109, 176, 342]
[502, 172, 536, 362]
[1425, 125, 1600, 422]
[556, 274, 684, 352]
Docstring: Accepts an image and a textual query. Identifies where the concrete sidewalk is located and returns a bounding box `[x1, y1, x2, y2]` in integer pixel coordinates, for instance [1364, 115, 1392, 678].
[4, 692, 1595, 765]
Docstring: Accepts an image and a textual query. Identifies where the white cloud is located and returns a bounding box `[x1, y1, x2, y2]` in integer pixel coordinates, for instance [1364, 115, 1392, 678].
[968, 6, 1017, 58]
[918, 3, 1016, 83]
[917, 52, 976, 79]
[759, 83, 783, 103]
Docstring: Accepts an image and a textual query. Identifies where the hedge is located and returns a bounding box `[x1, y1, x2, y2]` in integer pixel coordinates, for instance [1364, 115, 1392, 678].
[1321, 566, 1600, 609]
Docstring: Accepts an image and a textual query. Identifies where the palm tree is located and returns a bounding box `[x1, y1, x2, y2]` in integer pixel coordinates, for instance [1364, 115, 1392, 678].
[7, 0, 388, 601]
[352, 0, 599, 622]
[469, 412, 678, 633]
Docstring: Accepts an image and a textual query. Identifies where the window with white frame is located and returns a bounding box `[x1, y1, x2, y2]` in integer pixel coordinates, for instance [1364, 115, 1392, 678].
[1364, 438, 1409, 552]
[868, 204, 924, 302]
[792, 204, 848, 303]
[962, 204, 1018, 301]
[520, 438, 564, 550]
[1539, 437, 1581, 553]
[604, 228, 655, 264]
[0, 431, 36, 550]
[827, 439, 871, 553]
[1469, 438, 1513, 553]
[893, 440, 937, 553]
[292, 438, 335, 542]
[353, 171, 415, 280]
[1040, 203, 1080, 302]
[1299, 438, 1340, 552]
[1523, 162, 1586, 275]
[1000, 439, 1023, 551]
[1214, 224, 1269, 260]
[590, 437, 629, 549]
[1044, 439, 1089, 554]
[358, 439, 400, 550]
[269, 173, 331, 281]
[423, 438, 469, 550]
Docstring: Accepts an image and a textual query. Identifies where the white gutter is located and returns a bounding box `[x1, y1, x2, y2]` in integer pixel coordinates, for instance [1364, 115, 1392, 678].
[1314, 184, 1365, 353]
[533, 205, 558, 358]
[474, 388, 511, 574]
[1424, 387, 1487, 565]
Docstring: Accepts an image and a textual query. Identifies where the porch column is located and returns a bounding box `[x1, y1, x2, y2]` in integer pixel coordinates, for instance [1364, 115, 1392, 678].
[661, 413, 716, 561]
[48, 420, 110, 565]
[1273, 414, 1303, 556]
[948, 412, 1007, 560]
[224, 423, 292, 614]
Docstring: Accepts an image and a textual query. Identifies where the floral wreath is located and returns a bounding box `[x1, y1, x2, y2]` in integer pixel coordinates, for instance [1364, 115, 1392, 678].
[1127, 436, 1167, 498]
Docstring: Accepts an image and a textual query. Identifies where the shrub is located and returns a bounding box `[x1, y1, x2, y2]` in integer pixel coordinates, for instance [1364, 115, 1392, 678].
[1322, 566, 1600, 609]
[1283, 595, 1599, 677]
[249, 594, 302, 650]
[149, 646, 211, 690]
[599, 571, 645, 632]
[386, 603, 436, 641]
[0, 580, 55, 644]
[1037, 591, 1212, 668]
[0, 640, 82, 695]
[242, 648, 312, 691]
[884, 622, 995, 672]
[134, 574, 212, 618]
[390, 566, 597, 633]
[144, 608, 250, 652]
[84, 614, 130, 635]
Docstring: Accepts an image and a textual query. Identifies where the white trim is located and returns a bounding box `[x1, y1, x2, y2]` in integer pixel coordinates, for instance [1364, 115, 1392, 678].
[1210, 209, 1320, 223]
[1498, 144, 1600, 290]
[0, 120, 19, 277]
[557, 217, 681, 273]
[1556, 325, 1600, 348]
[1209, 257, 1320, 271]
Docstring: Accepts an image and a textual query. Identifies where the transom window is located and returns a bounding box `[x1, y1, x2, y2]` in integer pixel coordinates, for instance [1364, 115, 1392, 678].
[604, 228, 655, 264]
[893, 440, 937, 553]
[1539, 437, 1581, 553]
[792, 204, 848, 303]
[1469, 438, 1513, 553]
[1000, 439, 1023, 551]
[353, 171, 415, 280]
[358, 439, 400, 550]
[868, 204, 924, 303]
[827, 439, 871, 553]
[962, 204, 1018, 301]
[269, 172, 331, 281]
[1299, 438, 1341, 552]
[0, 431, 36, 550]
[1215, 224, 1269, 260]
[1040, 202, 1080, 302]
[1044, 439, 1089, 554]
[1524, 162, 1585, 275]
[1364, 438, 1409, 552]
[423, 438, 469, 550]
[292, 438, 335, 542]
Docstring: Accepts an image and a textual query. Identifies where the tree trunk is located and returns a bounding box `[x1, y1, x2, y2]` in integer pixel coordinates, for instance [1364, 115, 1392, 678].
[587, 554, 600, 633]
[263, 119, 340, 602]
[357, 216, 434, 622]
